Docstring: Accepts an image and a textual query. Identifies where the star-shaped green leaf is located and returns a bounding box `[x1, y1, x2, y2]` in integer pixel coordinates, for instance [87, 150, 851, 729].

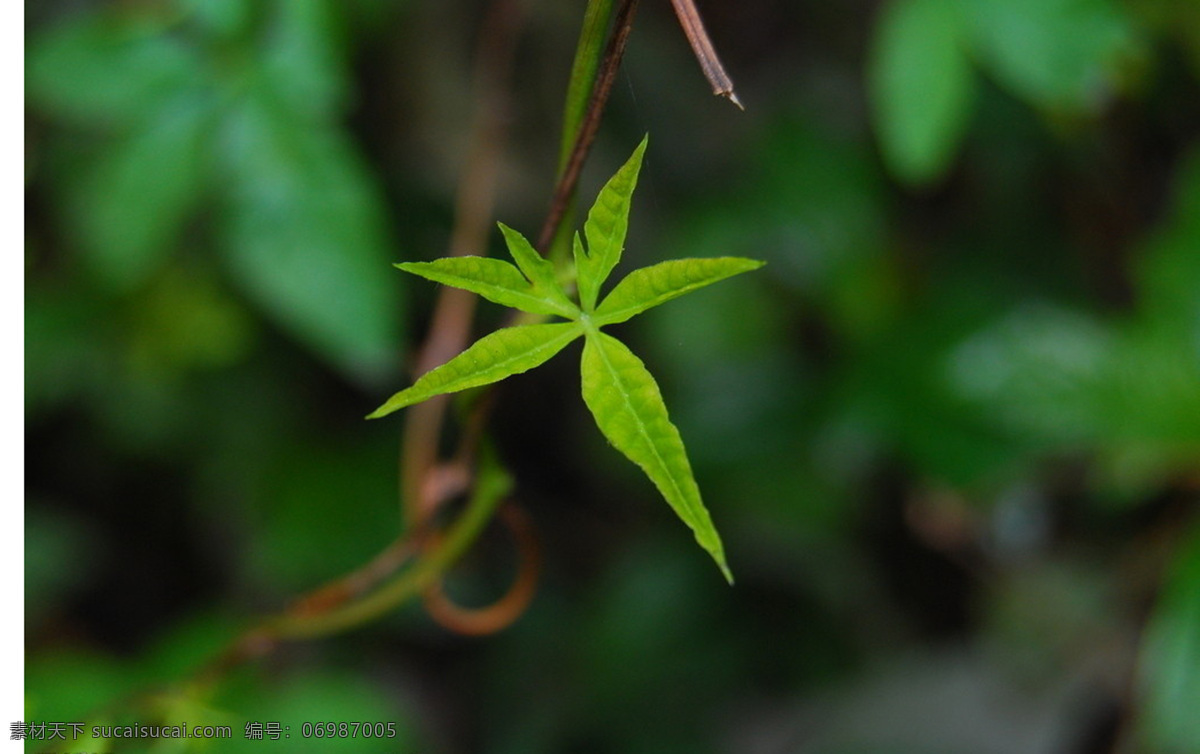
[370, 136, 763, 582]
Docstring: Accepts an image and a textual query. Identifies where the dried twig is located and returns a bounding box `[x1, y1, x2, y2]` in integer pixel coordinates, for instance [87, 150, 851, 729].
[669, 0, 742, 109]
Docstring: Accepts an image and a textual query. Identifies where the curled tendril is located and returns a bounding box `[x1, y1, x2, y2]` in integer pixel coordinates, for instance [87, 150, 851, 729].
[422, 501, 540, 636]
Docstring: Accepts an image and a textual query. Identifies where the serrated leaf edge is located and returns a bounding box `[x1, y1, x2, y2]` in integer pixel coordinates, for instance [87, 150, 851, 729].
[579, 327, 732, 582]
[397, 258, 579, 319]
[367, 322, 583, 419]
[593, 257, 765, 326]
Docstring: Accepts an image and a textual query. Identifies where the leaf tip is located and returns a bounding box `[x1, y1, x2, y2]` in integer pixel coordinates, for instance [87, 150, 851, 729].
[706, 549, 734, 583]
[709, 545, 734, 584]
[632, 134, 649, 165]
[366, 394, 409, 420]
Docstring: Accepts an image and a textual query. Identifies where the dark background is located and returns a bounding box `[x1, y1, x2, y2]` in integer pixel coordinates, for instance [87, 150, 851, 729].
[25, 0, 1200, 752]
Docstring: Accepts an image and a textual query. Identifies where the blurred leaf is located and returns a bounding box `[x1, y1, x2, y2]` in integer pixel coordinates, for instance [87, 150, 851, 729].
[181, 0, 253, 40]
[368, 323, 583, 419]
[67, 93, 213, 291]
[946, 298, 1199, 500]
[1098, 326, 1200, 445]
[219, 88, 401, 381]
[260, 0, 348, 119]
[581, 331, 731, 582]
[945, 304, 1112, 444]
[1084, 325, 1200, 506]
[869, 0, 976, 185]
[1138, 524, 1200, 753]
[27, 11, 204, 126]
[964, 0, 1142, 111]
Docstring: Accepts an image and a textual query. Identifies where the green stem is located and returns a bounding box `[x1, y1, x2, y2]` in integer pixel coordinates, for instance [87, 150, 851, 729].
[547, 0, 615, 266]
[538, 0, 639, 254]
[559, 0, 616, 173]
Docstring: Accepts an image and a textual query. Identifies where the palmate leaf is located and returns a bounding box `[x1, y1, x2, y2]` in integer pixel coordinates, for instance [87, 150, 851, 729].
[594, 257, 765, 326]
[367, 322, 583, 419]
[221, 87, 400, 381]
[398, 257, 579, 319]
[580, 330, 732, 583]
[375, 139, 763, 581]
[576, 136, 648, 311]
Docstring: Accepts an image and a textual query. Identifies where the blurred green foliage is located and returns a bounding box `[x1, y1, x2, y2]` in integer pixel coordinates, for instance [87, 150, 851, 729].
[25, 0, 1200, 752]
[869, 0, 1144, 184]
[27, 0, 402, 379]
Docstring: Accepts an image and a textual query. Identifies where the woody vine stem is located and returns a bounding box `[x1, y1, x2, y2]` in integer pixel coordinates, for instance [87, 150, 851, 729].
[199, 0, 739, 678]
